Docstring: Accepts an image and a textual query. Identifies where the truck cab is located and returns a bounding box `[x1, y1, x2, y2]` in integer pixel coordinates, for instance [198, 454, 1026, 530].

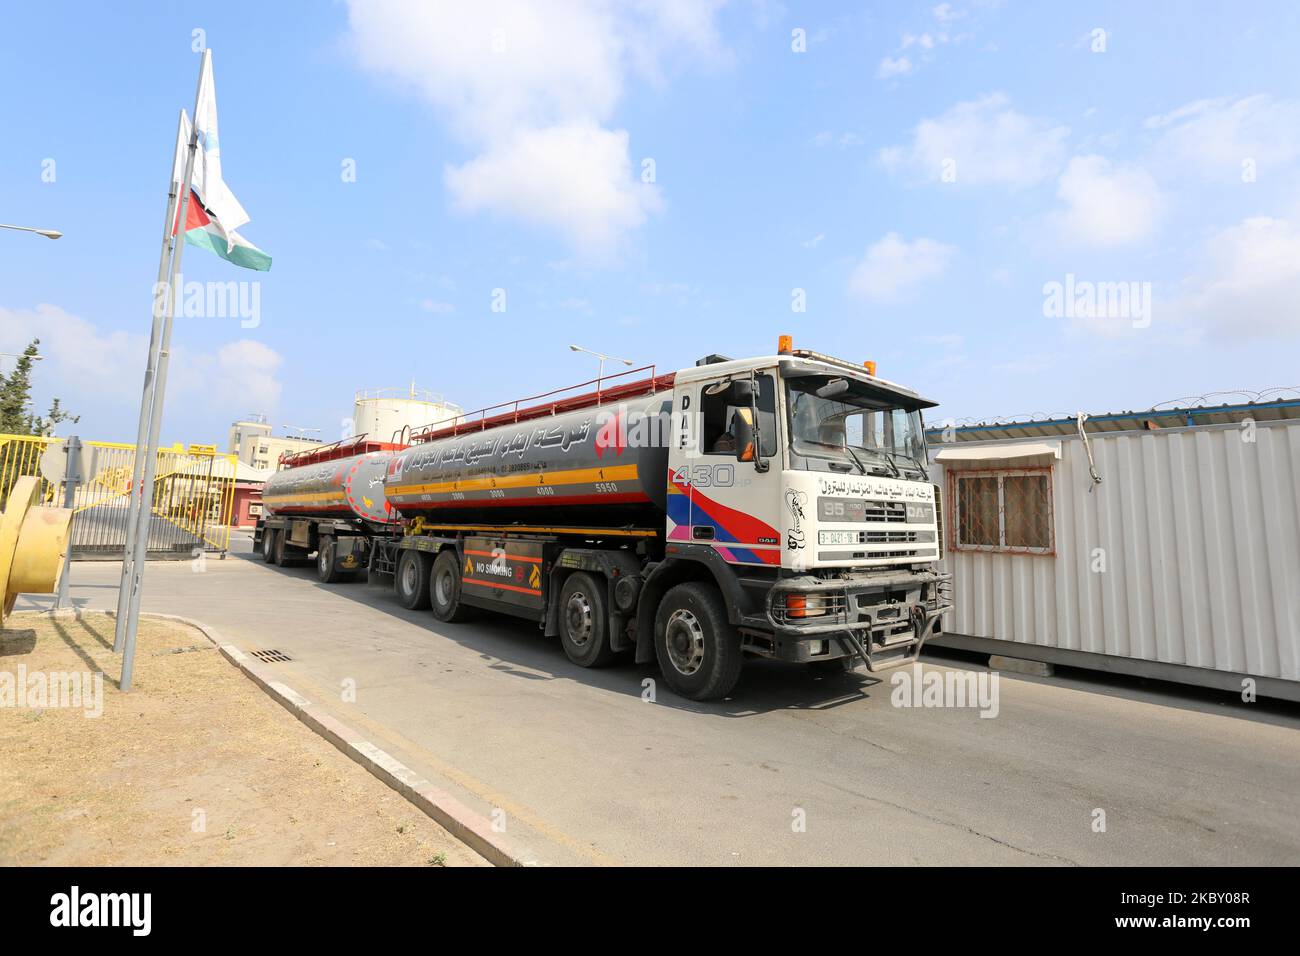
[646, 339, 951, 695]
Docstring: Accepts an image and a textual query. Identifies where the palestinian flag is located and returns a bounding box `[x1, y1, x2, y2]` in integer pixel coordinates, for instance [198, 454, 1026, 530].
[174, 188, 272, 272]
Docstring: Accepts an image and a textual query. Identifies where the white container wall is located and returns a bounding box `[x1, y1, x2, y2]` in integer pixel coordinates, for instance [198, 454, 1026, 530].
[932, 419, 1300, 692]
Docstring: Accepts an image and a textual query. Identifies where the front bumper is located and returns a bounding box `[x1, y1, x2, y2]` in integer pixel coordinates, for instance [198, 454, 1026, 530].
[762, 570, 953, 670]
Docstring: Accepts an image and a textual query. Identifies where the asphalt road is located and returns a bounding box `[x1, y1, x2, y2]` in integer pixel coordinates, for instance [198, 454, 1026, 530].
[21, 532, 1300, 866]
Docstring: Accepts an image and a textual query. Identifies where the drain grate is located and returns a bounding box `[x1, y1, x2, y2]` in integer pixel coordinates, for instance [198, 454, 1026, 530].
[249, 648, 293, 663]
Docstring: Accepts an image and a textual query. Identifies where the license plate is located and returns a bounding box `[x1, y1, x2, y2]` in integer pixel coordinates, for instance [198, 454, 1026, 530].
[818, 530, 859, 546]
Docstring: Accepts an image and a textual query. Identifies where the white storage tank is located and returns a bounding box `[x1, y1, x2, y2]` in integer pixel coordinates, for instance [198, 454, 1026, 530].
[353, 385, 463, 444]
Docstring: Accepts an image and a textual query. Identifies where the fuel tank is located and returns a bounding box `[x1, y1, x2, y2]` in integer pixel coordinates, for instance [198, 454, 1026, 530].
[262, 451, 398, 526]
[384, 396, 672, 527]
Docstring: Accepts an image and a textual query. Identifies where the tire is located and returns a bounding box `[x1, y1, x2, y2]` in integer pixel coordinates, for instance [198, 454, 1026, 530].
[430, 549, 475, 623]
[395, 550, 432, 610]
[654, 582, 743, 701]
[272, 529, 288, 567]
[317, 537, 343, 583]
[558, 572, 615, 668]
[262, 529, 276, 564]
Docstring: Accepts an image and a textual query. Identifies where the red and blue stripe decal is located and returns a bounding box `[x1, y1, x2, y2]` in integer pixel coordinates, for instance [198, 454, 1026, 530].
[667, 473, 780, 566]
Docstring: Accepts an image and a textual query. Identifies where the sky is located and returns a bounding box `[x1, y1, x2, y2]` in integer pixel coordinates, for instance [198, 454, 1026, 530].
[2, 0, 1298, 446]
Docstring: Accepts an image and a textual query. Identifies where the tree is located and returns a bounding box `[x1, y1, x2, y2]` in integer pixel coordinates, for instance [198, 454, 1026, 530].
[0, 339, 78, 436]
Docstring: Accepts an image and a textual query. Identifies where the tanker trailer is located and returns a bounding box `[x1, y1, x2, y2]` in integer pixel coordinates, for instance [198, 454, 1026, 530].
[372, 341, 950, 701]
[256, 436, 403, 582]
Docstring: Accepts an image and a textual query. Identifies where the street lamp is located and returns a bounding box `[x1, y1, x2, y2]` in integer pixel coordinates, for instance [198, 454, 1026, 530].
[0, 223, 62, 240]
[0, 352, 44, 373]
[569, 344, 635, 386]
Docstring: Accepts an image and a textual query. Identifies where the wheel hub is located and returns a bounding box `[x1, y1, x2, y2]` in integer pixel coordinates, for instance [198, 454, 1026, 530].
[664, 609, 705, 676]
[565, 591, 593, 647]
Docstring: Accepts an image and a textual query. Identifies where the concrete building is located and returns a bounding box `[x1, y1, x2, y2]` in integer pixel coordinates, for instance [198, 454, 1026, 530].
[926, 396, 1300, 702]
[228, 416, 323, 470]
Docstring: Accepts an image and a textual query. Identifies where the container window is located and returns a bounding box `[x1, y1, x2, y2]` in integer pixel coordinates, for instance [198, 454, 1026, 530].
[949, 468, 1053, 555]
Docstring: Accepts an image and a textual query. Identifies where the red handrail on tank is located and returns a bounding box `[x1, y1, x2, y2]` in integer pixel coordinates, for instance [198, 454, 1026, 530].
[410, 365, 676, 443]
[276, 433, 408, 469]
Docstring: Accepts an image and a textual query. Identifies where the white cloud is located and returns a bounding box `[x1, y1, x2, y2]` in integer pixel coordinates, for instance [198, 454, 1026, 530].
[932, 3, 965, 25]
[880, 93, 1069, 187]
[1053, 154, 1162, 246]
[1179, 216, 1300, 339]
[877, 56, 913, 78]
[0, 304, 283, 433]
[344, 0, 725, 256]
[849, 234, 955, 301]
[802, 232, 825, 248]
[444, 122, 661, 252]
[419, 299, 456, 314]
[1145, 95, 1300, 180]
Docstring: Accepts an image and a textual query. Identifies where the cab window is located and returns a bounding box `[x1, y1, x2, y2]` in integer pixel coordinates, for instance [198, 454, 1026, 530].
[701, 374, 777, 458]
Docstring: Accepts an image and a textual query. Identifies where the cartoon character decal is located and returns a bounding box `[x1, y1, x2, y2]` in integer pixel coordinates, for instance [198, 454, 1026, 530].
[785, 488, 808, 550]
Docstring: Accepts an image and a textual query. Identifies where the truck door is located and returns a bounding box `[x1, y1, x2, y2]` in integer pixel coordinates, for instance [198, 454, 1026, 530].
[669, 372, 783, 568]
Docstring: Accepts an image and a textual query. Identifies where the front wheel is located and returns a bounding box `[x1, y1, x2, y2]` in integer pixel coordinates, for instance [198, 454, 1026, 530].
[654, 582, 743, 701]
[558, 572, 615, 668]
[430, 550, 475, 623]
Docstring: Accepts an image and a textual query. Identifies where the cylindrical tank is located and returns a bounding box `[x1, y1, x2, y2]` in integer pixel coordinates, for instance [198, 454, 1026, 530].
[385, 395, 672, 527]
[262, 451, 399, 525]
[353, 387, 463, 444]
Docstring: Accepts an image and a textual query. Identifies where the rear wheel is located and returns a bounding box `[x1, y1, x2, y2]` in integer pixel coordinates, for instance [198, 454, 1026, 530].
[317, 537, 343, 583]
[272, 529, 288, 567]
[558, 572, 615, 668]
[395, 550, 431, 610]
[262, 529, 277, 564]
[654, 582, 743, 701]
[430, 550, 475, 622]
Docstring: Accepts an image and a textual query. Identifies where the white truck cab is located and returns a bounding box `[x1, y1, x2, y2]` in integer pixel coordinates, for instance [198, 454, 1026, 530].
[651, 338, 951, 681]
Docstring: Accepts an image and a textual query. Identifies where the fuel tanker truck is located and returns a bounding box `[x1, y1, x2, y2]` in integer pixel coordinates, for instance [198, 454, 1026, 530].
[256, 337, 951, 699]
[255, 436, 404, 582]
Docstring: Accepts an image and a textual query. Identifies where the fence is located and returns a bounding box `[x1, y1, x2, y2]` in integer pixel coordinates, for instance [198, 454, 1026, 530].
[0, 433, 236, 558]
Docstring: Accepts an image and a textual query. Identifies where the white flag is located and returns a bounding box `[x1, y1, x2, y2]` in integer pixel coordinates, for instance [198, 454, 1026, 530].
[192, 53, 250, 250]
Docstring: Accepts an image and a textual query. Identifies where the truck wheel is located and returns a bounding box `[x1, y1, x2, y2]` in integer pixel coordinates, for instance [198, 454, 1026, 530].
[558, 572, 615, 668]
[317, 537, 343, 584]
[396, 550, 431, 610]
[654, 582, 743, 701]
[262, 529, 277, 564]
[272, 529, 288, 567]
[430, 550, 475, 623]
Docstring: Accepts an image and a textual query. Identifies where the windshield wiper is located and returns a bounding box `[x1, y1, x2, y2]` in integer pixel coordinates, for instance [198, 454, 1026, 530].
[840, 443, 869, 475]
[887, 451, 929, 478]
[846, 443, 899, 478]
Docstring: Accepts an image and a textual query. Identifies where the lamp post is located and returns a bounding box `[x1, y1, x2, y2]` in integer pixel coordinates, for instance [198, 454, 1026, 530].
[569, 344, 634, 387]
[0, 223, 62, 240]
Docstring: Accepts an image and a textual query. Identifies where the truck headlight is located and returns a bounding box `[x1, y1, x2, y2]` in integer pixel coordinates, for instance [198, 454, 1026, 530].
[784, 594, 830, 618]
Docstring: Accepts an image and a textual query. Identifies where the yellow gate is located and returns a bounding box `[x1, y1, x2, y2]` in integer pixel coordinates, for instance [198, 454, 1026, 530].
[0, 434, 236, 557]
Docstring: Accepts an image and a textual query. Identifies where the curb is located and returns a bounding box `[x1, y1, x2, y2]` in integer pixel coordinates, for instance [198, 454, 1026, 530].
[39, 608, 527, 868]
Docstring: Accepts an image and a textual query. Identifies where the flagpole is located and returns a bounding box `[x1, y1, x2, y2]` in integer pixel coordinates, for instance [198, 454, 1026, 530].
[114, 109, 188, 653]
[120, 49, 209, 691]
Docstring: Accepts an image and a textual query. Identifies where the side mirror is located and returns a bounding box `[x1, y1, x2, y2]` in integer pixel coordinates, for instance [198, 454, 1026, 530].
[729, 379, 754, 403]
[733, 411, 756, 462]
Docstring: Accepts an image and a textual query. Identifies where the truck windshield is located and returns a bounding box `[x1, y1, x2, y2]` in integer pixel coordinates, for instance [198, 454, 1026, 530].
[786, 377, 929, 478]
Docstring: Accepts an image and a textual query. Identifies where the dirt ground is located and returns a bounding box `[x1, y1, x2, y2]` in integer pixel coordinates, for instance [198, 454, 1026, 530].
[0, 611, 486, 866]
